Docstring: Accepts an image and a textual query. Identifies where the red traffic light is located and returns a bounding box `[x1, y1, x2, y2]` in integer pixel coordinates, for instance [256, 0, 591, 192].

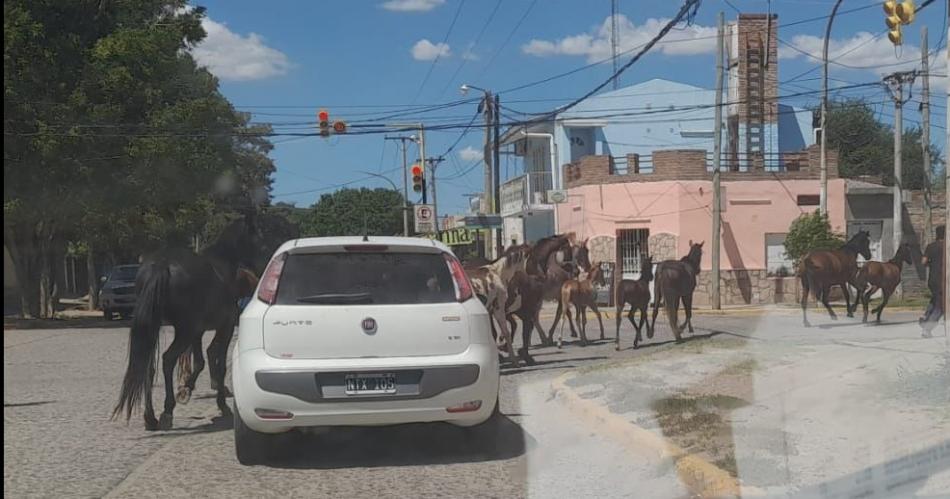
[318, 109, 329, 123]
[411, 164, 424, 177]
[411, 164, 424, 192]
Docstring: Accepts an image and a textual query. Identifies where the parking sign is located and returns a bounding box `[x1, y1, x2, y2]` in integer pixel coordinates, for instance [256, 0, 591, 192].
[414, 204, 435, 234]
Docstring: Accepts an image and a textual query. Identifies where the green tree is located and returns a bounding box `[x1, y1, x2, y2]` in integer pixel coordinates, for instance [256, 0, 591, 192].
[300, 188, 406, 237]
[784, 211, 846, 263]
[4, 1, 274, 317]
[825, 99, 943, 189]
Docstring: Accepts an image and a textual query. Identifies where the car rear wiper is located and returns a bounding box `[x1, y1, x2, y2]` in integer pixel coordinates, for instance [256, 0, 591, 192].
[296, 293, 374, 304]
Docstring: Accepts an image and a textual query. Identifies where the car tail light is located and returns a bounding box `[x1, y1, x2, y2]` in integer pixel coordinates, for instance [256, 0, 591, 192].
[444, 254, 473, 302]
[446, 400, 482, 413]
[254, 408, 294, 420]
[257, 252, 287, 305]
[343, 245, 389, 252]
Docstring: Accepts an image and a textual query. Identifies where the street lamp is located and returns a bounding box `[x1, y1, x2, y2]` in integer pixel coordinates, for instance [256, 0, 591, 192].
[820, 0, 845, 216]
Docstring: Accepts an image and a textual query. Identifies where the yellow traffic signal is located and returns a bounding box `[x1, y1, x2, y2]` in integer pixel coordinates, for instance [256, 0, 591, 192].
[883, 0, 915, 46]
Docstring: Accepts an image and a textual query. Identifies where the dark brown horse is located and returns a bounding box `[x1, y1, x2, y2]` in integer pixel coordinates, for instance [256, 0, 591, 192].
[651, 241, 703, 342]
[541, 238, 592, 344]
[851, 242, 914, 323]
[799, 230, 872, 327]
[615, 255, 654, 350]
[504, 269, 545, 364]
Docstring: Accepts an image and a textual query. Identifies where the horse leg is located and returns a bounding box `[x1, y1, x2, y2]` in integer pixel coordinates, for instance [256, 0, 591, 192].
[563, 303, 580, 347]
[208, 322, 236, 416]
[143, 364, 158, 431]
[820, 285, 837, 320]
[576, 305, 589, 346]
[681, 293, 694, 334]
[874, 288, 893, 323]
[590, 301, 605, 341]
[534, 308, 551, 346]
[615, 302, 624, 350]
[493, 306, 519, 367]
[862, 286, 877, 323]
[801, 273, 811, 328]
[842, 284, 854, 318]
[548, 300, 564, 345]
[176, 337, 206, 405]
[651, 286, 662, 332]
[159, 330, 192, 430]
[520, 313, 536, 365]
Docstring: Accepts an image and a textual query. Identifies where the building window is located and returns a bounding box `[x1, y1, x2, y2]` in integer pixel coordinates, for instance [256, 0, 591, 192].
[617, 229, 649, 280]
[765, 233, 794, 277]
[797, 194, 820, 206]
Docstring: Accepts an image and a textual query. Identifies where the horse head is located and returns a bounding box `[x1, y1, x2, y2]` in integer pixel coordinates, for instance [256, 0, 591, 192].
[640, 255, 654, 281]
[846, 230, 873, 261]
[588, 262, 606, 286]
[573, 238, 592, 273]
[895, 242, 914, 266]
[684, 240, 703, 273]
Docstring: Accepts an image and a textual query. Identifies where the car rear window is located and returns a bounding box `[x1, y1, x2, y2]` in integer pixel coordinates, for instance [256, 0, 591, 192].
[275, 252, 456, 305]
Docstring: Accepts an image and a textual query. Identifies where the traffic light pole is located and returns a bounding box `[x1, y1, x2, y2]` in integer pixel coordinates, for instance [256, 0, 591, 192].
[426, 156, 445, 232]
[921, 27, 932, 248]
[820, 0, 844, 217]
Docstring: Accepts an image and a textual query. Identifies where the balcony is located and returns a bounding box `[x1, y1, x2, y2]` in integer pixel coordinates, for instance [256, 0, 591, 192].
[500, 171, 555, 217]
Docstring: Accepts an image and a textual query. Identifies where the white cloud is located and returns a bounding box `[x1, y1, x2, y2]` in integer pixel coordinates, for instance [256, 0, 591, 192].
[459, 146, 482, 162]
[780, 32, 948, 90]
[521, 15, 716, 62]
[411, 39, 451, 61]
[381, 0, 445, 12]
[192, 17, 292, 81]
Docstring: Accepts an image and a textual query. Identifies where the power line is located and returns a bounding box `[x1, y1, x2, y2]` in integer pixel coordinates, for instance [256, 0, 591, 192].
[410, 0, 468, 104]
[473, 0, 540, 82]
[436, 0, 504, 99]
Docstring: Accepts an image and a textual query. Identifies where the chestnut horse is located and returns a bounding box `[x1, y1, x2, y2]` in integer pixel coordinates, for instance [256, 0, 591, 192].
[799, 230, 872, 327]
[554, 263, 607, 348]
[851, 242, 914, 323]
[651, 241, 703, 342]
[615, 255, 654, 350]
[504, 269, 545, 365]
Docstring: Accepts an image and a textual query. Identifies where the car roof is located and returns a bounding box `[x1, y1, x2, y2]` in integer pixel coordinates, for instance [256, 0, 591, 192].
[274, 236, 451, 255]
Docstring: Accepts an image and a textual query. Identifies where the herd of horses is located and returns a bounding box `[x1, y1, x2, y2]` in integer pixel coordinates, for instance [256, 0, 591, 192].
[110, 214, 908, 432]
[463, 233, 707, 367]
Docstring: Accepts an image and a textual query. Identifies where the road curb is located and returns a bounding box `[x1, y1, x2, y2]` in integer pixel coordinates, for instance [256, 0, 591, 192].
[551, 372, 764, 498]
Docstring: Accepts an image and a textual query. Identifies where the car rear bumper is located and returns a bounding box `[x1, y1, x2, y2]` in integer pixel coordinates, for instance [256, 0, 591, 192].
[231, 344, 500, 433]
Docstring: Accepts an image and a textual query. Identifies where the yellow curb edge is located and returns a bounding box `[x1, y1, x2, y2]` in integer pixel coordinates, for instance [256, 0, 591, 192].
[551, 372, 765, 499]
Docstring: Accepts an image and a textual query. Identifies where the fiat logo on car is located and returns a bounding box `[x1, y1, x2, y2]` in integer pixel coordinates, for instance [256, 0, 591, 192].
[361, 317, 377, 334]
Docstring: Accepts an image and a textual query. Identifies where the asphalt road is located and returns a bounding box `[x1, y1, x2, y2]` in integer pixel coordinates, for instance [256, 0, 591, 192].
[4, 305, 946, 498]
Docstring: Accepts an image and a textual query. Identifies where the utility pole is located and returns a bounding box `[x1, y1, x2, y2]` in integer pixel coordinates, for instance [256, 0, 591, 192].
[884, 70, 917, 299]
[820, 0, 845, 216]
[945, 24, 949, 347]
[483, 92, 494, 257]
[493, 93, 503, 257]
[711, 12, 725, 311]
[611, 0, 620, 90]
[921, 27, 932, 248]
[384, 135, 416, 236]
[425, 156, 445, 232]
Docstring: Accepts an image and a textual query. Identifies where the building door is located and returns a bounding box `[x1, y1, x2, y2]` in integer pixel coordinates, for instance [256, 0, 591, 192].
[617, 229, 650, 280]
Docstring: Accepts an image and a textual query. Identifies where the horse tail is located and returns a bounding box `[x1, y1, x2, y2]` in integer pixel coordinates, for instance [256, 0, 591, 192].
[112, 262, 169, 421]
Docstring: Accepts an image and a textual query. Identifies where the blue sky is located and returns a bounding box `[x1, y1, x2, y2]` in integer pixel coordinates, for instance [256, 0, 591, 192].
[193, 0, 949, 214]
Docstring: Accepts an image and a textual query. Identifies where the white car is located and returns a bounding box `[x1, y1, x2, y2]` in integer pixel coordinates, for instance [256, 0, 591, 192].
[231, 236, 500, 464]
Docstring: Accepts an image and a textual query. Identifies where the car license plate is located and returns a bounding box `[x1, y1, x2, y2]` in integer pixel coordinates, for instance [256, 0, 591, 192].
[344, 373, 397, 395]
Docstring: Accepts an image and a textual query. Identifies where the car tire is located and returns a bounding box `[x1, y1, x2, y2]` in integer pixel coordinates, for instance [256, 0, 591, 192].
[234, 406, 274, 465]
[103, 309, 114, 321]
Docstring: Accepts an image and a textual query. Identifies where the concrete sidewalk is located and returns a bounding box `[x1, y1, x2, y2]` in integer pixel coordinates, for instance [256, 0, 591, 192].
[556, 312, 950, 497]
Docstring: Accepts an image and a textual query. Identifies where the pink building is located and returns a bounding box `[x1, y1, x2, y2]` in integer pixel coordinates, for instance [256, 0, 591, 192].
[556, 148, 845, 305]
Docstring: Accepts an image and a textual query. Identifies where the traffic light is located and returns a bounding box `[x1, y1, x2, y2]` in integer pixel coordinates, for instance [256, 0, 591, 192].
[411, 164, 425, 193]
[318, 109, 330, 137]
[883, 0, 915, 46]
[332, 120, 347, 134]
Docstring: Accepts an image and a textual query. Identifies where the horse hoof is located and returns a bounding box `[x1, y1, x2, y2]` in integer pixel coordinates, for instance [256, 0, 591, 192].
[176, 386, 192, 405]
[220, 404, 233, 419]
[158, 413, 173, 431]
[220, 386, 233, 398]
[144, 416, 160, 431]
[522, 355, 536, 366]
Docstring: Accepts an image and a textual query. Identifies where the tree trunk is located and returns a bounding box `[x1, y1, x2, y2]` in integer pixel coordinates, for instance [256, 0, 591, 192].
[87, 247, 99, 310]
[4, 222, 40, 318]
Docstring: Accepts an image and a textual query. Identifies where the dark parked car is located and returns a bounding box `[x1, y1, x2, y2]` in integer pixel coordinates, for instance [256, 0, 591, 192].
[99, 264, 140, 320]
